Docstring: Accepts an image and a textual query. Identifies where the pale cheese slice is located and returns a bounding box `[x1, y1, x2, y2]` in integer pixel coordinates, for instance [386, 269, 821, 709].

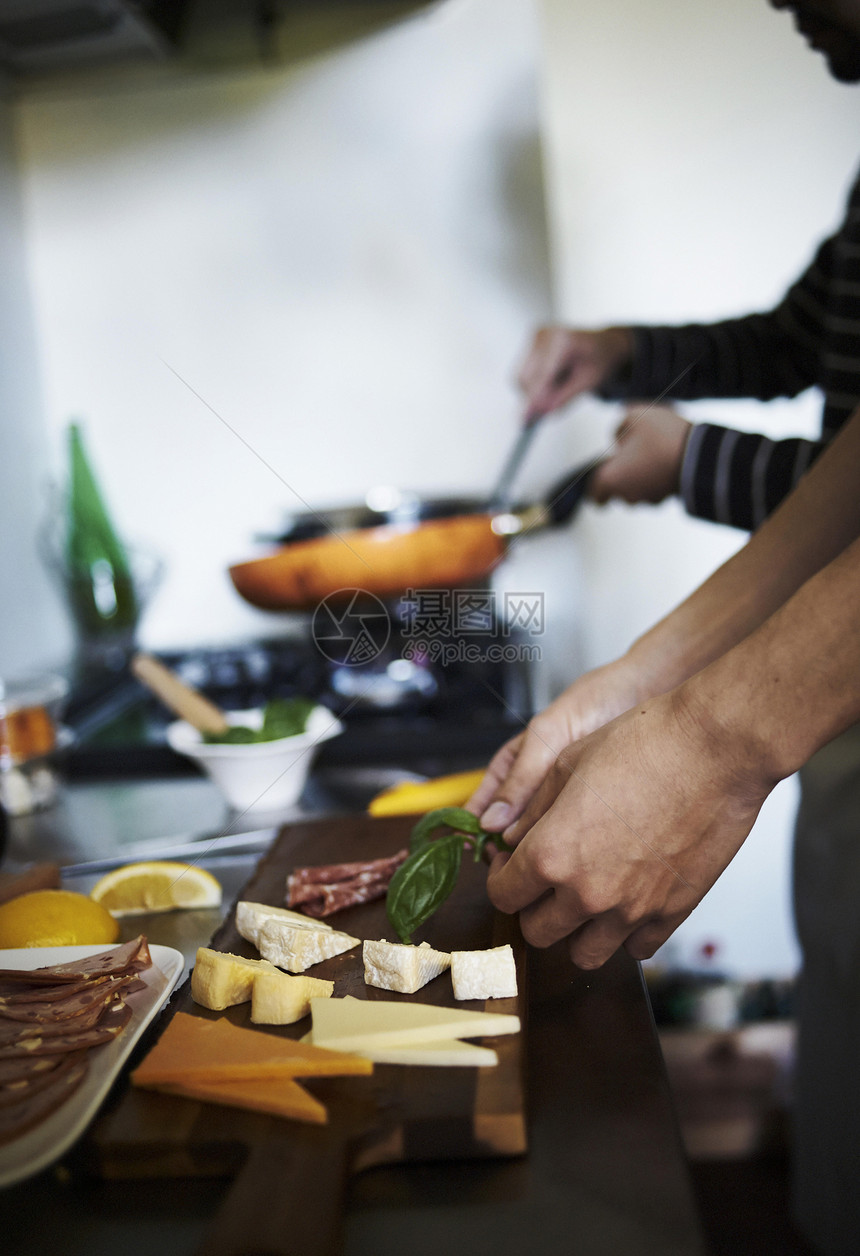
[250, 969, 333, 1025]
[450, 944, 518, 1001]
[363, 939, 451, 995]
[297, 1028, 497, 1068]
[236, 900, 332, 948]
[190, 948, 280, 1011]
[258, 919, 360, 973]
[309, 996, 519, 1050]
[339, 1038, 498, 1067]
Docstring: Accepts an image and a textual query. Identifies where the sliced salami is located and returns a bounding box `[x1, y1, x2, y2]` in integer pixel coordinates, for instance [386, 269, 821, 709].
[287, 850, 407, 892]
[285, 850, 407, 917]
[298, 876, 391, 918]
[0, 1056, 89, 1146]
[287, 867, 388, 908]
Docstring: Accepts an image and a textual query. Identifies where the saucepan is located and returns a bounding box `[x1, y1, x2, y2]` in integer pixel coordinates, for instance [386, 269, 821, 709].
[228, 451, 599, 612]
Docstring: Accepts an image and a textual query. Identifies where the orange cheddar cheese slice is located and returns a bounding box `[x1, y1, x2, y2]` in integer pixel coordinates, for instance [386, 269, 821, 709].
[155, 1075, 327, 1125]
[131, 1011, 373, 1086]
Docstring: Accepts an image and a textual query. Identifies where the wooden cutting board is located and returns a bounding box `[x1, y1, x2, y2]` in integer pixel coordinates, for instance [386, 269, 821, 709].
[84, 814, 526, 1256]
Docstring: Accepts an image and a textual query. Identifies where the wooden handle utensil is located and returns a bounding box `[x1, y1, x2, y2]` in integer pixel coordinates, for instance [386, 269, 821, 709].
[131, 653, 230, 737]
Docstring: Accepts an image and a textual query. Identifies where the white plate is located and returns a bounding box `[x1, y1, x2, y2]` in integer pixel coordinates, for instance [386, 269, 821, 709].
[0, 941, 184, 1188]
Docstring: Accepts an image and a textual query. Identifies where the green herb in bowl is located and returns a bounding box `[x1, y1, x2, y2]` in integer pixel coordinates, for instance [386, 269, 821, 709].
[203, 697, 316, 745]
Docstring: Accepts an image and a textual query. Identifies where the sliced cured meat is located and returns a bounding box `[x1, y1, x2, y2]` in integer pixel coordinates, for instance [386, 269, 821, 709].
[0, 935, 151, 985]
[0, 1054, 60, 1086]
[0, 976, 110, 1005]
[287, 868, 388, 908]
[0, 1051, 87, 1110]
[0, 989, 129, 1045]
[0, 999, 134, 1058]
[299, 877, 391, 918]
[287, 851, 407, 892]
[0, 1056, 89, 1146]
[286, 850, 407, 917]
[0, 936, 148, 1151]
[0, 975, 141, 1024]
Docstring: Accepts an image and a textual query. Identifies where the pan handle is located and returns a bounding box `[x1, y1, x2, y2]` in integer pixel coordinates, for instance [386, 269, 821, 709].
[542, 459, 602, 526]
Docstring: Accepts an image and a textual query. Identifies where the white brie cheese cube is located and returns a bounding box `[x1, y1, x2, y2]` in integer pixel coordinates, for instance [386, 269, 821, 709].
[236, 900, 332, 948]
[363, 939, 451, 995]
[257, 919, 359, 973]
[450, 944, 518, 1001]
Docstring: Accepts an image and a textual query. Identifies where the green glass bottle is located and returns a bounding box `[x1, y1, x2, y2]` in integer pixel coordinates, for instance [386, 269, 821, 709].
[64, 422, 139, 646]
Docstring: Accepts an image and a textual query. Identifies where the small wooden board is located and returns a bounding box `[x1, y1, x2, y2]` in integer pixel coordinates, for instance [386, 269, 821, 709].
[83, 814, 526, 1256]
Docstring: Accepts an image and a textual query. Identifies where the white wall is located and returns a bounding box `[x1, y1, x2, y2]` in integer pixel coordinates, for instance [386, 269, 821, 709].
[535, 0, 860, 977]
[12, 0, 556, 651]
[0, 78, 72, 675]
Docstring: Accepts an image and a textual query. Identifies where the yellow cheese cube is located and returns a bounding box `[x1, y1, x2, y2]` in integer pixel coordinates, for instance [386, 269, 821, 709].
[190, 947, 279, 1011]
[250, 969, 334, 1025]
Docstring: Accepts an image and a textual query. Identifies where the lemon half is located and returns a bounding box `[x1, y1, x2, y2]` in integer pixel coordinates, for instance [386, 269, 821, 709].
[0, 889, 120, 949]
[90, 861, 222, 917]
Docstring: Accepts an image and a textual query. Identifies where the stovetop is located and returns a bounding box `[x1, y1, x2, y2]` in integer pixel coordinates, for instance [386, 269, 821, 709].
[61, 631, 534, 781]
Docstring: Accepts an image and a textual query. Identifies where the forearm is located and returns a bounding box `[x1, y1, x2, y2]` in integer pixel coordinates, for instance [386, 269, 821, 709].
[679, 533, 860, 789]
[625, 407, 860, 695]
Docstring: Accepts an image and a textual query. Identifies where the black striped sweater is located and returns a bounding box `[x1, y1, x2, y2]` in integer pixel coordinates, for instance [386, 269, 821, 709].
[608, 169, 860, 530]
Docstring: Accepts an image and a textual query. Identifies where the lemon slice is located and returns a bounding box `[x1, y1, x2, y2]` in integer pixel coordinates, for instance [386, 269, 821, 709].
[90, 861, 222, 917]
[0, 889, 120, 948]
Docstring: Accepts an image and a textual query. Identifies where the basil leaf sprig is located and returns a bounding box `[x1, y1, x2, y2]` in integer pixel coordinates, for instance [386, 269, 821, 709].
[386, 806, 510, 943]
[202, 697, 315, 745]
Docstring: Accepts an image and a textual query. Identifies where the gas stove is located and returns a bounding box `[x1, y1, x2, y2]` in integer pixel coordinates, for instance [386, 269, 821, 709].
[61, 625, 534, 781]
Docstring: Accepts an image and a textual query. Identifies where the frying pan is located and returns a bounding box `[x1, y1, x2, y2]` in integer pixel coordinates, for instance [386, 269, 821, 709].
[229, 459, 598, 612]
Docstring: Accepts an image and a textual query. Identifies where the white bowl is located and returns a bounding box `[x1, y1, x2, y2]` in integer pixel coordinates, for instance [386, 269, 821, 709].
[165, 705, 343, 813]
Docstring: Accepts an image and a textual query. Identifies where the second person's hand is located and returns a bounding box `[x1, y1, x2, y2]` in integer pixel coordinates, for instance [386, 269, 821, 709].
[518, 325, 633, 423]
[590, 405, 692, 505]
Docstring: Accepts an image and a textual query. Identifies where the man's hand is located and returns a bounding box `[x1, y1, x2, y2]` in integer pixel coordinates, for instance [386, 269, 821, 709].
[466, 657, 643, 833]
[485, 687, 772, 970]
[518, 325, 633, 422]
[590, 405, 692, 505]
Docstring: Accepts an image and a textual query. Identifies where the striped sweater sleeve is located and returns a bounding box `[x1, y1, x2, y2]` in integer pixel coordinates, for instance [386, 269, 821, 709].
[602, 234, 837, 402]
[679, 425, 826, 530]
[598, 229, 844, 529]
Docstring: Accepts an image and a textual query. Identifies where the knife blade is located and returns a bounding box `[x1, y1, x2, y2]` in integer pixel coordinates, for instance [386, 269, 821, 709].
[59, 827, 279, 878]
